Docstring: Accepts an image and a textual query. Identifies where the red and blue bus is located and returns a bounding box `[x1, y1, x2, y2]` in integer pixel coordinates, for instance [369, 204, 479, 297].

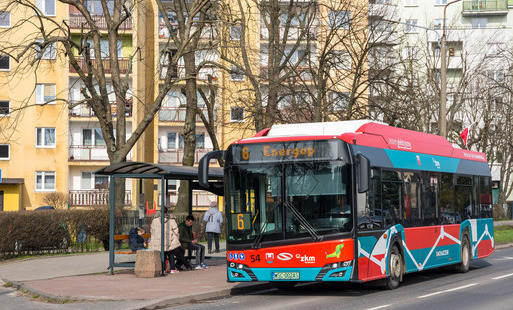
[199, 120, 494, 289]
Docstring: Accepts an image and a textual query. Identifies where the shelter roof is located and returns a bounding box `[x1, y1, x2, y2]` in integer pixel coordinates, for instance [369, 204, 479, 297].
[95, 162, 224, 180]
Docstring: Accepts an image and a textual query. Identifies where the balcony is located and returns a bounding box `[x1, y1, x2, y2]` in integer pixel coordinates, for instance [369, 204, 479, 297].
[260, 25, 317, 41]
[260, 66, 316, 82]
[158, 107, 213, 122]
[158, 148, 213, 165]
[69, 145, 133, 161]
[462, 0, 508, 15]
[69, 101, 133, 118]
[70, 57, 132, 75]
[158, 23, 217, 40]
[159, 65, 218, 81]
[69, 12, 133, 31]
[69, 190, 132, 207]
[158, 191, 218, 210]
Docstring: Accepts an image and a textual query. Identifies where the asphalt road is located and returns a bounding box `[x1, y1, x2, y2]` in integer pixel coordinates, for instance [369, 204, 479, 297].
[169, 247, 513, 310]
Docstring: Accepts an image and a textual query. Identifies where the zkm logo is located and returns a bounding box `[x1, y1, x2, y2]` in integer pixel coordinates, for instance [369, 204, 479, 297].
[436, 250, 449, 257]
[277, 252, 293, 261]
[265, 253, 275, 263]
[296, 254, 315, 264]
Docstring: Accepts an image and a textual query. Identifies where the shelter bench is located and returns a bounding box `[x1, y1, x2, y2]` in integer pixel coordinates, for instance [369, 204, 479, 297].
[114, 233, 151, 255]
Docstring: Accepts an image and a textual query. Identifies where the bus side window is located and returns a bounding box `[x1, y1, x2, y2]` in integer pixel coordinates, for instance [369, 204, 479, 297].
[421, 172, 439, 226]
[358, 168, 381, 231]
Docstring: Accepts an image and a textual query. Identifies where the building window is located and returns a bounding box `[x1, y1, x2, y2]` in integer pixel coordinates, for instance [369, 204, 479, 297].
[230, 66, 245, 81]
[405, 19, 418, 33]
[405, 0, 418, 6]
[36, 127, 56, 148]
[81, 172, 92, 190]
[229, 24, 242, 41]
[36, 171, 56, 191]
[329, 10, 350, 29]
[167, 132, 176, 149]
[488, 70, 504, 83]
[433, 18, 447, 30]
[196, 133, 205, 149]
[404, 46, 420, 60]
[471, 18, 487, 29]
[0, 11, 10, 28]
[0, 101, 9, 116]
[95, 175, 109, 189]
[435, 0, 447, 5]
[230, 107, 244, 122]
[331, 51, 351, 70]
[83, 128, 106, 146]
[35, 83, 56, 104]
[328, 92, 350, 110]
[35, 41, 56, 60]
[0, 144, 9, 160]
[84, 0, 114, 14]
[0, 55, 10, 71]
[36, 0, 56, 17]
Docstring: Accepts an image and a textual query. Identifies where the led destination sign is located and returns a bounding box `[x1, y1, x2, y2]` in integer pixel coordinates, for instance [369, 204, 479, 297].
[232, 140, 342, 164]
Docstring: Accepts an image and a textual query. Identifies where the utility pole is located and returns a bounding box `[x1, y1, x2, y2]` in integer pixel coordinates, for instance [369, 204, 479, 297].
[440, 0, 462, 138]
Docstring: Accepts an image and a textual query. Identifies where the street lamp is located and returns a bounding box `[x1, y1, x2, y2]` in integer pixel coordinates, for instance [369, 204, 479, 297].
[440, 0, 462, 138]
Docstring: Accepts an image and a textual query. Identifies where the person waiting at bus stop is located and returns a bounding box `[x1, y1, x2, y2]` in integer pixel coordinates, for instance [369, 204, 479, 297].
[179, 215, 208, 269]
[149, 206, 192, 274]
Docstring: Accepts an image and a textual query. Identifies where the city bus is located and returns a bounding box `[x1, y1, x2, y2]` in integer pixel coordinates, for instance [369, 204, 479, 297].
[199, 120, 494, 289]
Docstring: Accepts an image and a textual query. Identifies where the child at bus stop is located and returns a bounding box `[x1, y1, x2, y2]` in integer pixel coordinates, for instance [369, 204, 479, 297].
[128, 227, 147, 251]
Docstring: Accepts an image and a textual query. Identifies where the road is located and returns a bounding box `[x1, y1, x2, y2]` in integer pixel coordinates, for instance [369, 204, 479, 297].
[169, 247, 513, 310]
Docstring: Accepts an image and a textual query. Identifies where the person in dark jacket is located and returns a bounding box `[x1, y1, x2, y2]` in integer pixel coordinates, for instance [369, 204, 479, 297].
[128, 227, 147, 251]
[178, 215, 207, 269]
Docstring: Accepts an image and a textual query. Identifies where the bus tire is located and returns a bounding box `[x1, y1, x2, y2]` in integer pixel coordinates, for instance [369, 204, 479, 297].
[457, 236, 471, 273]
[385, 245, 403, 290]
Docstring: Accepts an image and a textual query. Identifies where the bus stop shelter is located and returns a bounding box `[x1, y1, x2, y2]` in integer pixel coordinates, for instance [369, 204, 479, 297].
[95, 161, 224, 274]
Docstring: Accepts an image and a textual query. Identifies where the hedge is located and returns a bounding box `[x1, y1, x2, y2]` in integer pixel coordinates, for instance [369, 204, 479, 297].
[0, 208, 109, 259]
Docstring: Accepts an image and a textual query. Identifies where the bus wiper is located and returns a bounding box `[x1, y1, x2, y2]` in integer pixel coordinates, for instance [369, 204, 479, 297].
[252, 203, 276, 249]
[284, 202, 322, 242]
[251, 221, 268, 249]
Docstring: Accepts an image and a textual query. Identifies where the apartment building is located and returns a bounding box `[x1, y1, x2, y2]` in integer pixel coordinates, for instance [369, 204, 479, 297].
[370, 0, 512, 202]
[0, 0, 366, 212]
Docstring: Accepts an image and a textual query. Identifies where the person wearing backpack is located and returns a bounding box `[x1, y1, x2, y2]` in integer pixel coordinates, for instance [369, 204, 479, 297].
[203, 201, 223, 254]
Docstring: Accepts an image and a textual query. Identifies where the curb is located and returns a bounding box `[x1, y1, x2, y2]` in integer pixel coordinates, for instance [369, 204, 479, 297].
[139, 283, 272, 310]
[3, 279, 91, 303]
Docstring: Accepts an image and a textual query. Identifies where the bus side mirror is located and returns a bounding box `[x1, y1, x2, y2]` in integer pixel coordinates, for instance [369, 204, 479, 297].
[199, 150, 225, 188]
[357, 154, 370, 193]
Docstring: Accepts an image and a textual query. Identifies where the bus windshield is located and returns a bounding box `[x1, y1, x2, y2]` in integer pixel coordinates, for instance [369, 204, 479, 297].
[226, 161, 352, 245]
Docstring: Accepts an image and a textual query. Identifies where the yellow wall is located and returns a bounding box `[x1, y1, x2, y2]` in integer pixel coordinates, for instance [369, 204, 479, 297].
[0, 185, 22, 211]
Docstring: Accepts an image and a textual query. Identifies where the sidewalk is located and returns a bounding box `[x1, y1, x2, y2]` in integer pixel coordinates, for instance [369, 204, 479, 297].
[0, 242, 267, 309]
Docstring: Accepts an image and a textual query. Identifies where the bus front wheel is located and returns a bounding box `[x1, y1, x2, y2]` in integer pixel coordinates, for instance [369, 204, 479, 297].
[385, 245, 403, 290]
[457, 236, 471, 273]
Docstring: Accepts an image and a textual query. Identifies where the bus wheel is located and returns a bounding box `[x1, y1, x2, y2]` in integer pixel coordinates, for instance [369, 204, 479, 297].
[457, 236, 471, 273]
[385, 245, 403, 290]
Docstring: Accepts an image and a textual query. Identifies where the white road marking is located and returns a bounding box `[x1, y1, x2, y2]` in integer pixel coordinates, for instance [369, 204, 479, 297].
[418, 283, 478, 299]
[366, 305, 391, 310]
[493, 272, 513, 280]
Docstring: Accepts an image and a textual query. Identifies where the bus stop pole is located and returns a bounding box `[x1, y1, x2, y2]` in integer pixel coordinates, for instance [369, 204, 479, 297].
[109, 176, 115, 275]
[188, 180, 193, 215]
[160, 177, 165, 275]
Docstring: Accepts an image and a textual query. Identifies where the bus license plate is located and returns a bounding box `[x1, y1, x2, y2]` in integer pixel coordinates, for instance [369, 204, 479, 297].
[272, 271, 300, 280]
